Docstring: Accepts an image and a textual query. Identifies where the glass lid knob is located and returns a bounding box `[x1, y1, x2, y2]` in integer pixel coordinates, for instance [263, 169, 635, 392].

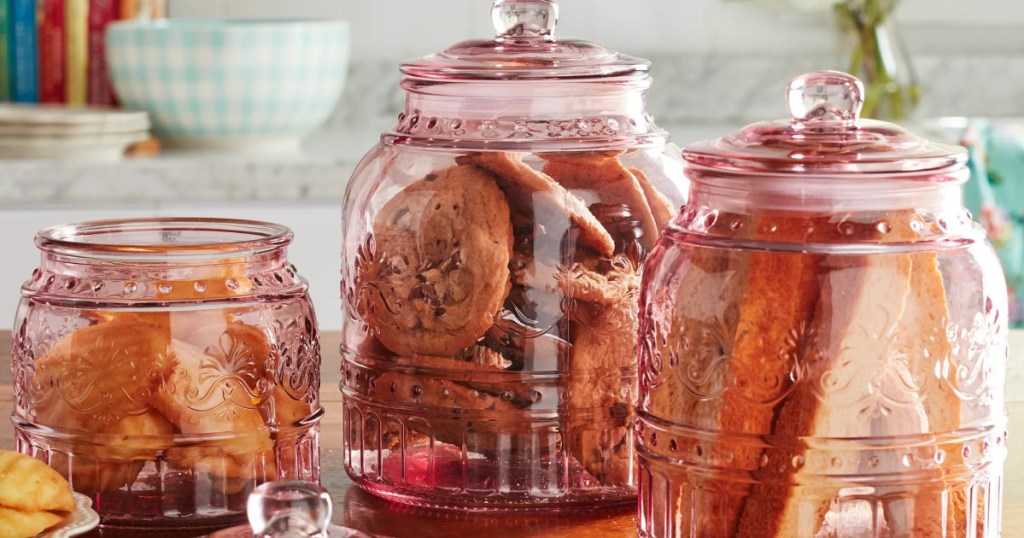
[492, 0, 558, 41]
[787, 70, 864, 128]
[247, 481, 333, 538]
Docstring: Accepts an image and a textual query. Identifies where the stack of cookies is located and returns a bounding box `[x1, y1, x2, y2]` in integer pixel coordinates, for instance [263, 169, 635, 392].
[0, 450, 76, 538]
[25, 264, 317, 497]
[349, 149, 677, 487]
[640, 209, 972, 535]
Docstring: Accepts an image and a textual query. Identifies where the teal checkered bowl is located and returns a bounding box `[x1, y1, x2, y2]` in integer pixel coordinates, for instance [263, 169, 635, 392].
[106, 20, 349, 149]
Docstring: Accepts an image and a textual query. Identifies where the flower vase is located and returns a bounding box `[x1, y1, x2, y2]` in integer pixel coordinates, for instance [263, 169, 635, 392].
[835, 0, 920, 121]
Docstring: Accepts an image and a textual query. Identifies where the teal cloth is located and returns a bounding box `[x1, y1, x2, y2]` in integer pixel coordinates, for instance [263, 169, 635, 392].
[962, 119, 1024, 327]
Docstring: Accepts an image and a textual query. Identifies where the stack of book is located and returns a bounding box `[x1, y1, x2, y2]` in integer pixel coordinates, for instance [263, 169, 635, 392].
[0, 0, 165, 105]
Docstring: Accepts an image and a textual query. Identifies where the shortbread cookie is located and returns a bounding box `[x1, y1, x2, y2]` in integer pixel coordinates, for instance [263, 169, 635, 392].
[175, 313, 315, 426]
[32, 318, 173, 430]
[0, 450, 75, 513]
[45, 410, 175, 494]
[362, 163, 513, 357]
[459, 152, 614, 257]
[0, 506, 65, 538]
[177, 312, 319, 481]
[155, 339, 276, 490]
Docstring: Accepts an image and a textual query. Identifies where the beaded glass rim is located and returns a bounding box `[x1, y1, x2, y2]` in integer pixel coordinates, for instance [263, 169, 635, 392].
[35, 218, 293, 259]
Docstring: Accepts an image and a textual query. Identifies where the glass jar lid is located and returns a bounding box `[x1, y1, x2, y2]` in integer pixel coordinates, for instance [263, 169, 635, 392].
[400, 0, 649, 81]
[683, 71, 967, 175]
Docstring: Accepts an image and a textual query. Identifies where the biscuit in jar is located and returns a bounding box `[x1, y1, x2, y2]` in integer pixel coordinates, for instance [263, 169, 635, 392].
[30, 317, 175, 492]
[460, 152, 615, 257]
[359, 163, 514, 357]
[541, 153, 661, 252]
[179, 313, 320, 480]
[154, 339, 276, 493]
[563, 256, 641, 487]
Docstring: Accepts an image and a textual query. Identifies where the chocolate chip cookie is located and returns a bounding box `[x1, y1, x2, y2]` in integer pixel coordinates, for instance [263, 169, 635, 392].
[563, 256, 641, 486]
[541, 153, 662, 251]
[362, 163, 514, 357]
[366, 367, 522, 451]
[459, 152, 615, 257]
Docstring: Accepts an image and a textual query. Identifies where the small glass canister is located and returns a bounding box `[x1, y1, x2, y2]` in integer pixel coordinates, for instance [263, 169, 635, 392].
[340, 0, 686, 509]
[11, 218, 322, 534]
[637, 71, 1008, 537]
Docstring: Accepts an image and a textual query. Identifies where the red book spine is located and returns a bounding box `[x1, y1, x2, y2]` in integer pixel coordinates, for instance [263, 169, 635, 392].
[87, 0, 116, 106]
[37, 0, 65, 103]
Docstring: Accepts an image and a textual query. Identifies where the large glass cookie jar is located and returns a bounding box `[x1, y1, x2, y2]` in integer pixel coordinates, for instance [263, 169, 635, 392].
[637, 72, 1008, 537]
[12, 218, 322, 534]
[340, 0, 685, 509]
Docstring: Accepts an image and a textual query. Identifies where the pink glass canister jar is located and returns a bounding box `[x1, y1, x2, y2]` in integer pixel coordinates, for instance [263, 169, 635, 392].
[340, 0, 686, 510]
[11, 218, 322, 534]
[637, 72, 1008, 537]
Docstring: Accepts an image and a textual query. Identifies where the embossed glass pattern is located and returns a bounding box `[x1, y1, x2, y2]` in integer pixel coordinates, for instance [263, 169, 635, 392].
[340, 0, 686, 510]
[11, 218, 322, 534]
[637, 72, 1008, 537]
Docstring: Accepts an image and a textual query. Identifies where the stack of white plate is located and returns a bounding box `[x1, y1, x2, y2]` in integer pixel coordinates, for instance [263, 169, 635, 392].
[0, 104, 150, 161]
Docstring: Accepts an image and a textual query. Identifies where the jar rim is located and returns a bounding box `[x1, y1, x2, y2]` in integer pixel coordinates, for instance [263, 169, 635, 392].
[36, 218, 293, 260]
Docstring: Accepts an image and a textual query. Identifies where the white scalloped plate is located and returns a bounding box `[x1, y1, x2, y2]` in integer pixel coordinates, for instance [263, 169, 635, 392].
[0, 104, 149, 134]
[0, 130, 148, 160]
[41, 493, 100, 538]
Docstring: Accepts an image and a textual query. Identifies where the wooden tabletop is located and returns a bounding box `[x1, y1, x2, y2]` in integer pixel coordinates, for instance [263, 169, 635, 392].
[2, 332, 1021, 537]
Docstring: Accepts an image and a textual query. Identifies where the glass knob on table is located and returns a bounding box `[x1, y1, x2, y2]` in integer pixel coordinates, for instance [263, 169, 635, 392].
[209, 481, 373, 538]
[248, 481, 332, 538]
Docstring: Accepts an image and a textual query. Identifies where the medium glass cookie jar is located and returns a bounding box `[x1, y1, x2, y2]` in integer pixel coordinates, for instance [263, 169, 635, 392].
[11, 218, 322, 534]
[340, 0, 686, 509]
[637, 71, 1008, 537]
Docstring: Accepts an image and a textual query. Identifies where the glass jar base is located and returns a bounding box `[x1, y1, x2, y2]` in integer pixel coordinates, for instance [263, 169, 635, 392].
[14, 415, 321, 530]
[350, 476, 636, 513]
[636, 443, 1005, 538]
[342, 393, 637, 511]
[92, 517, 246, 537]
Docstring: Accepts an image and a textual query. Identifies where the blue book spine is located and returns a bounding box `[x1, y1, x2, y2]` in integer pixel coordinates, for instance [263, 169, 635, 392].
[0, 0, 9, 101]
[9, 0, 36, 102]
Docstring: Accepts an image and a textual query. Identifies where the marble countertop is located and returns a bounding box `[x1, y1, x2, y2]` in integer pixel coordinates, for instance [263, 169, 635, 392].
[0, 121, 737, 207]
[2, 47, 1022, 207]
[0, 122, 385, 207]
